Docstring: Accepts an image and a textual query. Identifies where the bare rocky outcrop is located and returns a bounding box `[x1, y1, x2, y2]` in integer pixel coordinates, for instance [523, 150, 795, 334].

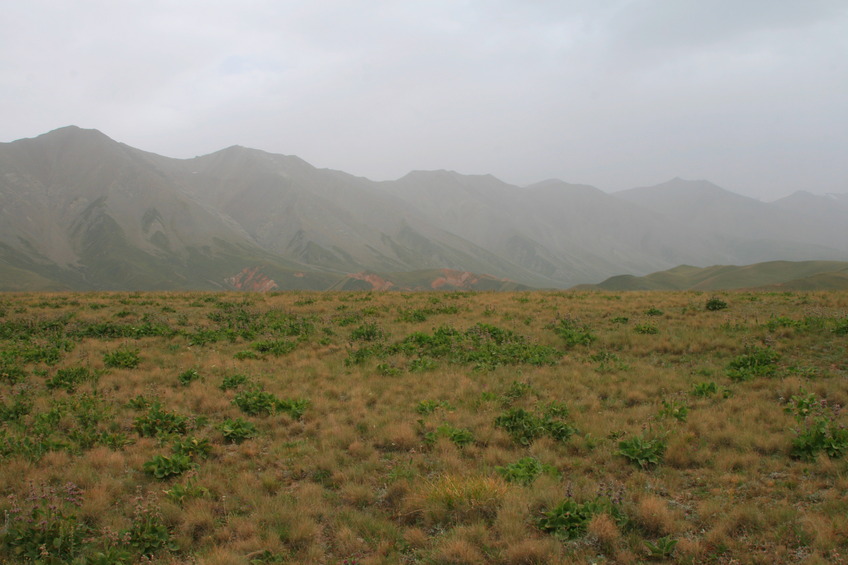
[431, 269, 482, 289]
[225, 267, 279, 292]
[346, 272, 395, 291]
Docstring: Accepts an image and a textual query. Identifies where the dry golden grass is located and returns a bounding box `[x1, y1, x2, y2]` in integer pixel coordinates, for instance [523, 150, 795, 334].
[0, 289, 846, 563]
[634, 494, 680, 536]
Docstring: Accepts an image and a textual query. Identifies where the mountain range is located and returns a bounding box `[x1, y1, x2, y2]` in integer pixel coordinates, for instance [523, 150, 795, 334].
[1, 126, 846, 291]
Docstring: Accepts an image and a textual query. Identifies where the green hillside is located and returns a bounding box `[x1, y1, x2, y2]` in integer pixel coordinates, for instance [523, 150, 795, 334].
[578, 261, 848, 291]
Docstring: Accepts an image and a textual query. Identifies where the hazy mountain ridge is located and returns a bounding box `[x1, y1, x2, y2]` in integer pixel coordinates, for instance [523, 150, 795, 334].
[616, 178, 848, 259]
[1, 126, 846, 291]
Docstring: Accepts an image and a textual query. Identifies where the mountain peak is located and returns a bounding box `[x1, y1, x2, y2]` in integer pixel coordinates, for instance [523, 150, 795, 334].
[656, 177, 725, 192]
[39, 125, 112, 141]
[10, 125, 120, 156]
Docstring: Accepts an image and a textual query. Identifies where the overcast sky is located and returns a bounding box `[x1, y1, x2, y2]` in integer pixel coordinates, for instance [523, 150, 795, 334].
[2, 1, 846, 200]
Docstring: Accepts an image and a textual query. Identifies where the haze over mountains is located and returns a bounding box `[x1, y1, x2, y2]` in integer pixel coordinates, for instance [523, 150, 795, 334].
[1, 126, 847, 291]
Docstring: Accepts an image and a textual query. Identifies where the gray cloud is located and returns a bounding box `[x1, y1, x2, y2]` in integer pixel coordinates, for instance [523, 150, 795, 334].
[1, 0, 846, 199]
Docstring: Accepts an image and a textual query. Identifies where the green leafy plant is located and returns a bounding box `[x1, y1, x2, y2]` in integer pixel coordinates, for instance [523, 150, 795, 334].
[126, 394, 152, 410]
[495, 407, 576, 446]
[645, 307, 664, 316]
[495, 408, 547, 446]
[691, 381, 718, 398]
[125, 493, 178, 556]
[233, 389, 280, 416]
[350, 322, 384, 342]
[590, 351, 631, 373]
[618, 435, 667, 468]
[634, 324, 659, 335]
[103, 347, 141, 369]
[644, 536, 678, 559]
[786, 390, 848, 460]
[171, 436, 212, 459]
[0, 388, 33, 423]
[233, 350, 259, 360]
[219, 418, 258, 443]
[219, 373, 250, 390]
[500, 380, 536, 404]
[163, 473, 209, 505]
[537, 497, 622, 540]
[543, 401, 570, 419]
[408, 356, 438, 372]
[765, 316, 801, 331]
[495, 456, 559, 485]
[376, 362, 401, 376]
[705, 297, 728, 311]
[143, 454, 194, 479]
[46, 366, 97, 393]
[391, 323, 560, 371]
[424, 423, 475, 447]
[833, 318, 848, 336]
[416, 399, 452, 415]
[0, 482, 89, 562]
[547, 317, 597, 347]
[251, 339, 297, 357]
[0, 361, 26, 384]
[726, 345, 780, 381]
[277, 397, 309, 420]
[177, 368, 200, 386]
[397, 308, 429, 323]
[134, 403, 189, 437]
[658, 399, 689, 422]
[545, 418, 578, 442]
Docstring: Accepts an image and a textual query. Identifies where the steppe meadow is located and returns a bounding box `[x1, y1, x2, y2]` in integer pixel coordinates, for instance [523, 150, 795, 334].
[0, 290, 846, 564]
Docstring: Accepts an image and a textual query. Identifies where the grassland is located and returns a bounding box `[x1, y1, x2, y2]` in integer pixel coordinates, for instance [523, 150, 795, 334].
[0, 290, 846, 564]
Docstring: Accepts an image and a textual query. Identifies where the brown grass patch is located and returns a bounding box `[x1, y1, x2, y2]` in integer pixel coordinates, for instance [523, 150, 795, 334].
[635, 494, 679, 536]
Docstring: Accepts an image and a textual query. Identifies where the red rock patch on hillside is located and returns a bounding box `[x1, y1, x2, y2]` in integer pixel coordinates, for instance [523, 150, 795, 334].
[347, 272, 395, 291]
[225, 267, 279, 292]
[431, 269, 481, 289]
